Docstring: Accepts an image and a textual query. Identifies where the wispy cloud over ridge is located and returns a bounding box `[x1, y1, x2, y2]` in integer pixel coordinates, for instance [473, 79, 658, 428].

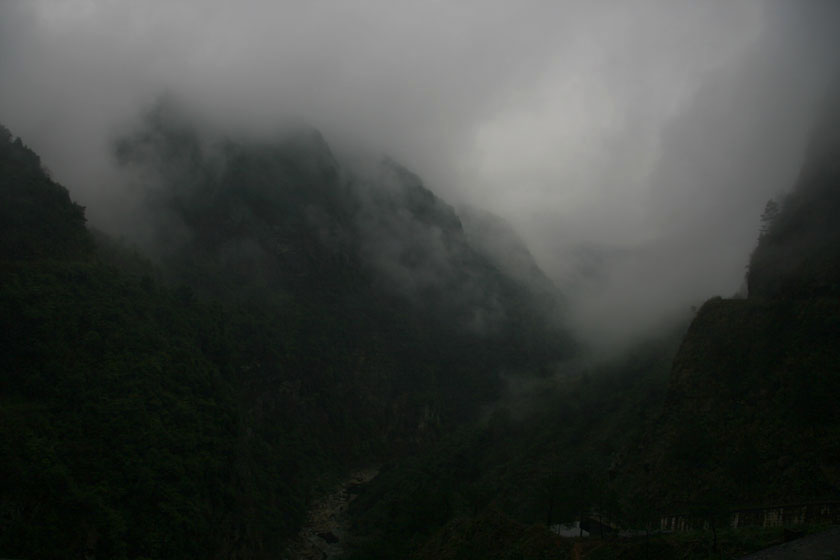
[1, 0, 838, 348]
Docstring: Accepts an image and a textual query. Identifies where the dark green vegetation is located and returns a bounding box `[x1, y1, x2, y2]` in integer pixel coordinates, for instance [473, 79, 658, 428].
[411, 509, 572, 560]
[630, 297, 840, 510]
[0, 125, 91, 260]
[0, 102, 574, 559]
[343, 324, 685, 559]
[0, 125, 376, 558]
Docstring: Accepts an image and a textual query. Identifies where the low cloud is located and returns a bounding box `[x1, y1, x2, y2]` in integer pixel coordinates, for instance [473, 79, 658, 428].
[1, 0, 838, 349]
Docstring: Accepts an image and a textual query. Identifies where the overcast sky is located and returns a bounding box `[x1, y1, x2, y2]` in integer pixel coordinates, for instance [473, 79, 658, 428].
[1, 1, 839, 348]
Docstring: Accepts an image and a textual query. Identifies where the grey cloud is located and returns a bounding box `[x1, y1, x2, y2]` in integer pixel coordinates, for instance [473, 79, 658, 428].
[1, 0, 838, 350]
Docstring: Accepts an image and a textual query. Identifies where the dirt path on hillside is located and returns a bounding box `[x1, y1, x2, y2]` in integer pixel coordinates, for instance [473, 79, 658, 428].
[282, 467, 379, 560]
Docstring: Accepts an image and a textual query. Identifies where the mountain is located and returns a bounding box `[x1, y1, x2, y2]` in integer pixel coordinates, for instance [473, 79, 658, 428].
[114, 98, 575, 397]
[0, 105, 573, 559]
[632, 296, 840, 510]
[459, 205, 567, 317]
[1, 127, 348, 558]
[625, 92, 840, 514]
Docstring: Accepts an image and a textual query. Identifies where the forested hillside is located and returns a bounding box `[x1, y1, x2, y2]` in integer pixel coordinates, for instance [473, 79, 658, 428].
[116, 100, 575, 410]
[0, 125, 375, 558]
[627, 297, 840, 512]
[0, 125, 91, 259]
[0, 112, 573, 559]
[341, 327, 685, 558]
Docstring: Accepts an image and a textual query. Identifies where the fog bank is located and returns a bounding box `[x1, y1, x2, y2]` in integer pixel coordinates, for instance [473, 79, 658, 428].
[1, 1, 839, 349]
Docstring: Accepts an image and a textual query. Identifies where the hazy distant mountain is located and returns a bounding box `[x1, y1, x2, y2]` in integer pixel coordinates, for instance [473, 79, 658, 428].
[114, 97, 575, 366]
[459, 204, 565, 310]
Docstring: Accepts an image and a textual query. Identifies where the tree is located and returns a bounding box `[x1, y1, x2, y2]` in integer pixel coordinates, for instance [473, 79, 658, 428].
[759, 199, 780, 238]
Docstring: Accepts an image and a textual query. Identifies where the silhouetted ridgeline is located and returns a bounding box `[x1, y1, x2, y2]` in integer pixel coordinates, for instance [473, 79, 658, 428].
[113, 98, 575, 401]
[0, 125, 91, 260]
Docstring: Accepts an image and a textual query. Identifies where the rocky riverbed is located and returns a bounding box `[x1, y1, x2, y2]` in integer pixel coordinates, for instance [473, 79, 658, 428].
[283, 467, 380, 560]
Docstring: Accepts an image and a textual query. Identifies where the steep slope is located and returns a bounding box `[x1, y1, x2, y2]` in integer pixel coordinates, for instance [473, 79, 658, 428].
[748, 93, 840, 298]
[114, 99, 575, 415]
[635, 297, 840, 510]
[0, 125, 91, 259]
[459, 205, 561, 303]
[628, 92, 840, 515]
[0, 111, 574, 559]
[1, 127, 385, 558]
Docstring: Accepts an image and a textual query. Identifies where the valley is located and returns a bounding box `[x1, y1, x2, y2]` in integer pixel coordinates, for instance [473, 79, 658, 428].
[1, 4, 840, 556]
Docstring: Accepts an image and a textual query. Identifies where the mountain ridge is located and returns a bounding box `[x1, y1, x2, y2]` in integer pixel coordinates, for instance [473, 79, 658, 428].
[0, 112, 574, 559]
